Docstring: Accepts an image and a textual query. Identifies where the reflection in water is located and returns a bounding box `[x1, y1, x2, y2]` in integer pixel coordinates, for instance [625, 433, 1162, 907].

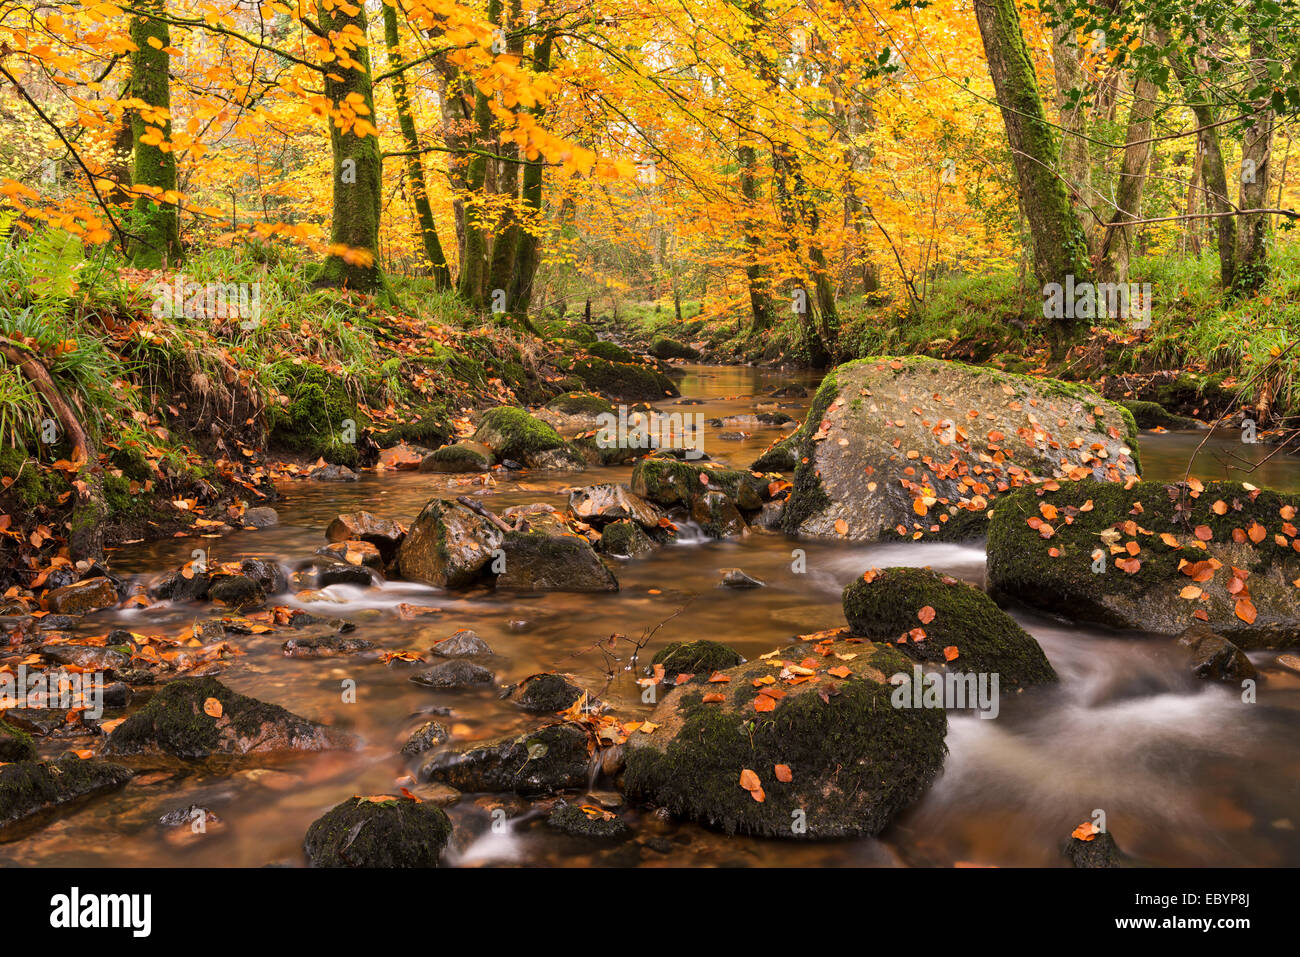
[6, 364, 1300, 867]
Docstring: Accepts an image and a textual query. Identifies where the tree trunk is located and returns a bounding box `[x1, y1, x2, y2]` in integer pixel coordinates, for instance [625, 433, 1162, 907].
[315, 0, 383, 291]
[738, 138, 774, 331]
[127, 0, 181, 268]
[1050, 23, 1095, 237]
[383, 0, 450, 289]
[506, 30, 556, 317]
[486, 0, 526, 309]
[456, 0, 502, 308]
[1235, 32, 1274, 293]
[974, 0, 1092, 298]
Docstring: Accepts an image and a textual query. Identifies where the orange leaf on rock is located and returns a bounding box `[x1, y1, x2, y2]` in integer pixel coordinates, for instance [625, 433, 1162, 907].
[774, 763, 793, 783]
[943, 646, 959, 661]
[917, 605, 936, 624]
[203, 697, 223, 718]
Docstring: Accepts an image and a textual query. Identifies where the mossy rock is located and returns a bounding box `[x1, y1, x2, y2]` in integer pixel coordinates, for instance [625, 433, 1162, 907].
[1153, 372, 1239, 418]
[650, 337, 701, 360]
[397, 498, 503, 588]
[495, 528, 618, 592]
[473, 406, 566, 465]
[419, 441, 494, 473]
[374, 404, 452, 449]
[630, 457, 773, 511]
[547, 802, 631, 841]
[103, 676, 355, 758]
[624, 639, 947, 838]
[781, 356, 1140, 542]
[571, 433, 642, 466]
[750, 433, 799, 472]
[265, 363, 365, 464]
[599, 519, 658, 558]
[303, 796, 451, 867]
[504, 673, 589, 713]
[0, 755, 133, 829]
[652, 640, 744, 678]
[587, 341, 640, 364]
[0, 719, 37, 762]
[568, 356, 680, 402]
[420, 722, 592, 795]
[0, 448, 70, 512]
[1120, 400, 1198, 431]
[545, 391, 616, 419]
[987, 479, 1300, 647]
[842, 567, 1056, 689]
[691, 489, 747, 537]
[537, 319, 598, 345]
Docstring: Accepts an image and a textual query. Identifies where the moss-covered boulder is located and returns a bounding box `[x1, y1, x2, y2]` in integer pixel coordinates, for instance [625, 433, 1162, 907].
[472, 407, 584, 469]
[652, 640, 744, 680]
[750, 433, 799, 472]
[781, 357, 1140, 542]
[542, 391, 616, 426]
[495, 528, 618, 592]
[503, 673, 589, 713]
[1120, 399, 1198, 431]
[0, 755, 133, 829]
[538, 319, 598, 345]
[547, 801, 632, 841]
[842, 567, 1056, 689]
[419, 441, 495, 473]
[650, 337, 701, 361]
[396, 498, 504, 588]
[691, 490, 747, 537]
[987, 479, 1300, 647]
[569, 357, 680, 402]
[631, 457, 774, 511]
[103, 677, 355, 759]
[624, 639, 947, 838]
[0, 720, 37, 762]
[420, 722, 592, 795]
[265, 363, 363, 465]
[599, 519, 658, 558]
[587, 341, 640, 364]
[303, 796, 452, 867]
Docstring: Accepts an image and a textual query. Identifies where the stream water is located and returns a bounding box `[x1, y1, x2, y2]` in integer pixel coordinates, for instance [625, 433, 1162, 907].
[5, 364, 1300, 868]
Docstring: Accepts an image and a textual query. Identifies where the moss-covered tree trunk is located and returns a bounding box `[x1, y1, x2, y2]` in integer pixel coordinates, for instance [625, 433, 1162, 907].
[1050, 23, 1096, 240]
[486, 0, 526, 311]
[974, 0, 1091, 298]
[456, 0, 503, 308]
[738, 137, 774, 331]
[1235, 32, 1274, 294]
[383, 0, 450, 289]
[506, 29, 555, 317]
[315, 0, 382, 292]
[127, 0, 181, 268]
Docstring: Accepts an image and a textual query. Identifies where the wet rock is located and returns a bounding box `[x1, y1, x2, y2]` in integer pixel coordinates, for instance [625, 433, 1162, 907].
[751, 434, 798, 472]
[242, 506, 280, 529]
[0, 720, 36, 762]
[842, 566, 1057, 690]
[1278, 654, 1300, 674]
[396, 498, 503, 588]
[325, 511, 405, 560]
[287, 610, 356, 632]
[102, 676, 355, 759]
[102, 682, 131, 708]
[527, 445, 588, 470]
[568, 356, 680, 402]
[624, 639, 947, 839]
[652, 640, 744, 681]
[149, 568, 212, 603]
[650, 337, 700, 361]
[378, 442, 426, 471]
[316, 540, 384, 571]
[282, 635, 375, 658]
[599, 520, 657, 558]
[538, 392, 616, 432]
[410, 659, 495, 690]
[304, 796, 452, 868]
[39, 642, 131, 674]
[419, 441, 495, 473]
[987, 479, 1300, 648]
[401, 721, 450, 755]
[1177, 624, 1257, 681]
[309, 464, 358, 482]
[767, 384, 809, 398]
[720, 568, 765, 589]
[631, 457, 776, 517]
[782, 356, 1139, 542]
[568, 483, 660, 527]
[0, 755, 133, 829]
[420, 722, 592, 795]
[495, 527, 619, 592]
[410, 782, 461, 806]
[504, 673, 589, 713]
[315, 563, 377, 588]
[208, 574, 266, 610]
[753, 500, 785, 529]
[240, 559, 288, 596]
[159, 804, 220, 828]
[45, 578, 118, 616]
[1065, 827, 1125, 868]
[2, 708, 97, 738]
[691, 490, 747, 538]
[473, 407, 585, 470]
[430, 628, 492, 658]
[547, 801, 632, 841]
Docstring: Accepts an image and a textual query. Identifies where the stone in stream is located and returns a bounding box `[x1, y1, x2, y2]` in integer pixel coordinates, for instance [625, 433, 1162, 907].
[547, 801, 632, 841]
[0, 755, 134, 830]
[309, 463, 359, 482]
[314, 562, 378, 588]
[599, 519, 658, 558]
[652, 640, 744, 681]
[102, 676, 356, 759]
[767, 384, 809, 398]
[472, 406, 586, 470]
[396, 498, 504, 588]
[987, 479, 1300, 647]
[623, 639, 947, 839]
[419, 722, 592, 795]
[780, 356, 1140, 542]
[401, 720, 451, 756]
[45, 577, 119, 616]
[429, 628, 492, 658]
[304, 796, 452, 868]
[503, 673, 590, 713]
[316, 540, 384, 570]
[750, 433, 799, 472]
[568, 483, 661, 527]
[282, 635, 375, 658]
[494, 527, 619, 593]
[631, 457, 775, 512]
[240, 558, 288, 596]
[39, 642, 131, 675]
[149, 567, 212, 603]
[325, 511, 405, 560]
[159, 804, 221, 828]
[207, 573, 266, 610]
[567, 356, 680, 402]
[0, 720, 36, 762]
[1064, 826, 1126, 868]
[691, 490, 748, 537]
[242, 506, 280, 529]
[536, 392, 616, 432]
[409, 659, 496, 690]
[649, 337, 700, 361]
[1176, 624, 1257, 681]
[719, 568, 765, 589]
[842, 566, 1057, 690]
[419, 441, 495, 473]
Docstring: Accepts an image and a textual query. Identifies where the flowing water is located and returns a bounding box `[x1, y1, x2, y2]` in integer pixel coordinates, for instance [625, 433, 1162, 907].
[5, 364, 1300, 868]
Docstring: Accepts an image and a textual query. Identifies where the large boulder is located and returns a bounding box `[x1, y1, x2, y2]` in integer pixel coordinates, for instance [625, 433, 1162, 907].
[781, 357, 1140, 542]
[495, 528, 618, 592]
[537, 392, 616, 433]
[842, 567, 1057, 690]
[420, 722, 592, 795]
[396, 498, 503, 588]
[419, 441, 494, 473]
[631, 457, 773, 511]
[568, 484, 660, 527]
[0, 755, 133, 829]
[473, 407, 584, 469]
[304, 796, 452, 867]
[623, 639, 947, 838]
[567, 356, 679, 402]
[325, 511, 405, 561]
[987, 478, 1300, 647]
[103, 677, 355, 758]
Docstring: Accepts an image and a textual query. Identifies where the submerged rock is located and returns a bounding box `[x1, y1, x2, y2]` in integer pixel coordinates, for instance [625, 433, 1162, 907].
[1176, 624, 1257, 681]
[410, 659, 495, 690]
[623, 639, 947, 838]
[102, 676, 355, 758]
[396, 498, 503, 588]
[429, 628, 492, 658]
[282, 635, 375, 658]
[720, 568, 766, 589]
[781, 356, 1139, 542]
[420, 722, 592, 795]
[987, 479, 1300, 647]
[304, 796, 452, 867]
[0, 755, 133, 829]
[495, 528, 619, 592]
[842, 566, 1057, 690]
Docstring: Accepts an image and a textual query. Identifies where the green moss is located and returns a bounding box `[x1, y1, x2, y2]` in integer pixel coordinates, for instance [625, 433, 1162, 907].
[265, 362, 365, 463]
[548, 802, 631, 840]
[630, 457, 769, 510]
[0, 448, 69, 511]
[473, 406, 565, 459]
[650, 336, 701, 360]
[567, 356, 680, 401]
[750, 433, 798, 472]
[842, 567, 1056, 688]
[599, 518, 656, 556]
[303, 796, 451, 867]
[423, 443, 492, 471]
[652, 640, 743, 677]
[1121, 399, 1196, 431]
[0, 755, 133, 828]
[779, 367, 839, 534]
[587, 341, 639, 364]
[546, 392, 616, 418]
[374, 403, 451, 448]
[0, 719, 36, 762]
[537, 319, 598, 345]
